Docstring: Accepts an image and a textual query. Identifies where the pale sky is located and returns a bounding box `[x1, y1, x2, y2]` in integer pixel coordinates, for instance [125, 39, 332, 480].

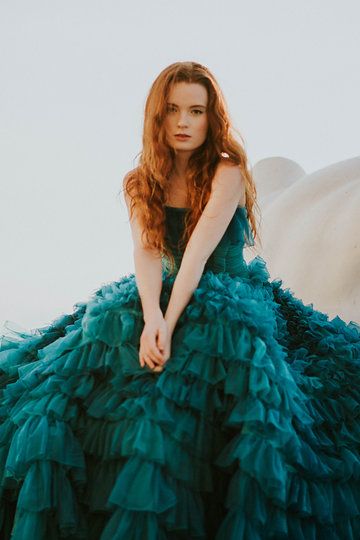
[1, 0, 359, 330]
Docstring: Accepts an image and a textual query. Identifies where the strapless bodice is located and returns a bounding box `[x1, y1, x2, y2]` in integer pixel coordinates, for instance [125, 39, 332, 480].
[162, 205, 254, 277]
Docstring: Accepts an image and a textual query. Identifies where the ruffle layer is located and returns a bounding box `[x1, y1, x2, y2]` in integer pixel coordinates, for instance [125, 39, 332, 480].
[0, 256, 360, 538]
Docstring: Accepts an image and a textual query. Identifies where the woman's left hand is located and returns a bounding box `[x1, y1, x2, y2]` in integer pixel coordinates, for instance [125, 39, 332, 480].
[152, 325, 172, 372]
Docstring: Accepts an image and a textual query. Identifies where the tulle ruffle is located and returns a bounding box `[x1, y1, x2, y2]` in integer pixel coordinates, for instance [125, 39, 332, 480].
[0, 256, 360, 538]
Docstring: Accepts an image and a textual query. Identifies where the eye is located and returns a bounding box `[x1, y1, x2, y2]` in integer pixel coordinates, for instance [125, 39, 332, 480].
[192, 109, 204, 115]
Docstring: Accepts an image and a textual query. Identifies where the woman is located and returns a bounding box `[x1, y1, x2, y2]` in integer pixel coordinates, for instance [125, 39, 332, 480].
[1, 61, 360, 539]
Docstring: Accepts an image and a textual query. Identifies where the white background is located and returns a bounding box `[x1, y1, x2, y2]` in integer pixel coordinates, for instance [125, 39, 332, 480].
[1, 0, 359, 329]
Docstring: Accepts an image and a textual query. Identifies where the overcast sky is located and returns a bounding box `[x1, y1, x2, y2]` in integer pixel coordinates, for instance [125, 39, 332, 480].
[1, 0, 359, 330]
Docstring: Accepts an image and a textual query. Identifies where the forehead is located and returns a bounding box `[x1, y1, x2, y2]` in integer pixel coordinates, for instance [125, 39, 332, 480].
[167, 82, 208, 106]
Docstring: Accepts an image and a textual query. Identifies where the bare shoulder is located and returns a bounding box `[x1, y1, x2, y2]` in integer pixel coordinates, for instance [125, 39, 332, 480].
[211, 159, 246, 206]
[122, 167, 140, 211]
[122, 166, 139, 190]
[121, 168, 147, 250]
[214, 158, 241, 178]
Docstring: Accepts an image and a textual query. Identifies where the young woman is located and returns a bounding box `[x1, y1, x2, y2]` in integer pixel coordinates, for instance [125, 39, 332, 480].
[1, 61, 360, 540]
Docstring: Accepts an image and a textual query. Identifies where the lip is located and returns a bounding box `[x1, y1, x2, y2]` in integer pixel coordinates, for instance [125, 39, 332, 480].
[175, 134, 191, 139]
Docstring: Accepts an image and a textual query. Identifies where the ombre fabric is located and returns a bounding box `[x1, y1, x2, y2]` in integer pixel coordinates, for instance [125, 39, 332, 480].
[1, 205, 360, 540]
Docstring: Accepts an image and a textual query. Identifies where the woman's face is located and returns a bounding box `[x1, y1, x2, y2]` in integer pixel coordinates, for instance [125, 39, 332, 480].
[164, 82, 209, 154]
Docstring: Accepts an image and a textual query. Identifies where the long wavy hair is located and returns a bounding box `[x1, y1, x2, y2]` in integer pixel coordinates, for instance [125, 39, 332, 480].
[121, 61, 260, 274]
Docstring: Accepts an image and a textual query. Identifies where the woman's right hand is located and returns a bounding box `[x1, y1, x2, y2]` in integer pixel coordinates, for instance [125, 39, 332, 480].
[139, 312, 167, 371]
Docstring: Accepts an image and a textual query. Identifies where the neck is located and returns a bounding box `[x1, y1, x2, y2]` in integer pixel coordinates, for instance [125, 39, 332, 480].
[172, 150, 192, 176]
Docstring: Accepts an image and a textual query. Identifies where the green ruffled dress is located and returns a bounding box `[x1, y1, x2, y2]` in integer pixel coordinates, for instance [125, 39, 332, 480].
[1, 204, 360, 539]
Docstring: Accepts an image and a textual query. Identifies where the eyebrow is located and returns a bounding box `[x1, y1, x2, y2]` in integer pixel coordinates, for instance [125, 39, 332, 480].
[167, 102, 207, 108]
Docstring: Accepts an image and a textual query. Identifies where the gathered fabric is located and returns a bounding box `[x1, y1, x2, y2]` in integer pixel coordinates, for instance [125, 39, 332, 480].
[0, 205, 360, 539]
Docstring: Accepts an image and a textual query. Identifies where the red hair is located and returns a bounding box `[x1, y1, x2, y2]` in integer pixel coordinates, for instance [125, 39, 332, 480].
[122, 61, 260, 274]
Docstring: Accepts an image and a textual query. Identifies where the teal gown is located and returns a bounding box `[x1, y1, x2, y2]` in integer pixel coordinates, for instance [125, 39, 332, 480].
[1, 204, 360, 539]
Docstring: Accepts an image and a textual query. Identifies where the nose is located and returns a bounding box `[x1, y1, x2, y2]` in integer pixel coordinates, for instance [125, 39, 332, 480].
[177, 112, 190, 127]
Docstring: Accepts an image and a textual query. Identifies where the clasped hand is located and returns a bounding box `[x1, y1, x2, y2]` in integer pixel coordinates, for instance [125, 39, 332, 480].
[139, 312, 172, 372]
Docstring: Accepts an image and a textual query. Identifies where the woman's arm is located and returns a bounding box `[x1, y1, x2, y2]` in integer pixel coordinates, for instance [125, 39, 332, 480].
[123, 173, 165, 369]
[122, 172, 163, 321]
[133, 248, 163, 322]
[164, 163, 245, 335]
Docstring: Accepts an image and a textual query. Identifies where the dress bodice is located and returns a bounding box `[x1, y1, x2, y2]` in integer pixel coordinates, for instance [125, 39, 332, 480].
[162, 205, 255, 277]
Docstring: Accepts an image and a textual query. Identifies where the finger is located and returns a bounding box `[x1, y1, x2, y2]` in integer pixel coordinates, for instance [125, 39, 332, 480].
[152, 365, 164, 373]
[150, 347, 164, 364]
[149, 356, 163, 367]
[147, 336, 164, 362]
[143, 335, 164, 360]
[142, 344, 161, 365]
[144, 355, 155, 370]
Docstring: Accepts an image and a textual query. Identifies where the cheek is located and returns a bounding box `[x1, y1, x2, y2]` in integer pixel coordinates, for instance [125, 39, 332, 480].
[198, 116, 208, 135]
[164, 117, 171, 130]
[164, 115, 175, 129]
